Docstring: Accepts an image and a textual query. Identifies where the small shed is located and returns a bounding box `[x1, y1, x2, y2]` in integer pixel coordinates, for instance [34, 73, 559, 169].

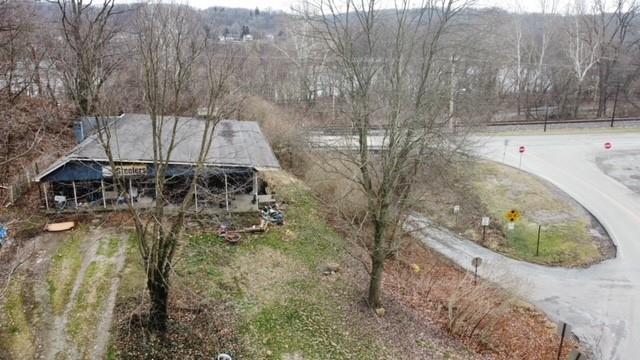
[35, 114, 280, 213]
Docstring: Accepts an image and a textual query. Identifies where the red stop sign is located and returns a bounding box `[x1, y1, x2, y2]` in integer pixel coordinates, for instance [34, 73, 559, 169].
[604, 142, 612, 150]
[519, 145, 526, 153]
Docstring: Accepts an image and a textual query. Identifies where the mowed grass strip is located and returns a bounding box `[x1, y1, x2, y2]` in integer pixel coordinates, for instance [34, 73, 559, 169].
[48, 229, 86, 315]
[67, 259, 114, 358]
[473, 161, 601, 266]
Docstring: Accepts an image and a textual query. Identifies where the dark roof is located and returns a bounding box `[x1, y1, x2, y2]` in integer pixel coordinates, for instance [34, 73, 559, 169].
[36, 114, 280, 181]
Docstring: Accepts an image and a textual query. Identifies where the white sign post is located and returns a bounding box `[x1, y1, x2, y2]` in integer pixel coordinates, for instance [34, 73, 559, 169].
[453, 205, 461, 225]
[481, 217, 490, 242]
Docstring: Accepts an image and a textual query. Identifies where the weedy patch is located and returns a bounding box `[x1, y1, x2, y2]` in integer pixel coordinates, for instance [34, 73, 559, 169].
[98, 237, 121, 258]
[0, 275, 36, 359]
[246, 298, 385, 359]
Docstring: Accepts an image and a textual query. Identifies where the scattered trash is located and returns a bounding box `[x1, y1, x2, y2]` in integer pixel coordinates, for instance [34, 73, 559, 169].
[54, 195, 67, 211]
[214, 203, 286, 244]
[217, 354, 233, 360]
[235, 224, 266, 234]
[322, 262, 341, 275]
[375, 307, 386, 317]
[261, 204, 284, 225]
[217, 224, 241, 244]
[44, 221, 76, 232]
[223, 232, 241, 244]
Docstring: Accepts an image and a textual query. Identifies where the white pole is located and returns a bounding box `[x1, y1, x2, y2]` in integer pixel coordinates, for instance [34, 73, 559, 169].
[519, 153, 523, 169]
[253, 171, 258, 197]
[43, 183, 49, 210]
[194, 181, 198, 212]
[332, 92, 336, 122]
[101, 179, 107, 208]
[224, 173, 229, 212]
[253, 170, 259, 210]
[72, 181, 78, 208]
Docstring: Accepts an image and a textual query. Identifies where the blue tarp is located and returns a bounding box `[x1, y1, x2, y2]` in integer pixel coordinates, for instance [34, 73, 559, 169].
[0, 226, 7, 246]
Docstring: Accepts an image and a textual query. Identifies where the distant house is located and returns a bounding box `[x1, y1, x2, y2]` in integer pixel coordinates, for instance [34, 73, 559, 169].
[219, 35, 236, 42]
[243, 34, 253, 41]
[35, 114, 280, 213]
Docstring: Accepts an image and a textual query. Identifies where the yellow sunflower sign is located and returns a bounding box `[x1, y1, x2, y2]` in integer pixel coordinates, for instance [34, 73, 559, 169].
[505, 209, 521, 223]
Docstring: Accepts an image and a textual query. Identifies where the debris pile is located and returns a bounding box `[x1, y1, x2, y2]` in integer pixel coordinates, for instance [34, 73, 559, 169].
[260, 204, 284, 225]
[217, 203, 286, 244]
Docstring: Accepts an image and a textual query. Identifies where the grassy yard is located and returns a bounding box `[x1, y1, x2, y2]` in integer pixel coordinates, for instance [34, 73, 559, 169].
[111, 173, 399, 359]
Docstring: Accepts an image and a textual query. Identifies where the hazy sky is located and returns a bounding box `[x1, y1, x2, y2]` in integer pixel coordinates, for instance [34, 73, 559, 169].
[182, 0, 571, 13]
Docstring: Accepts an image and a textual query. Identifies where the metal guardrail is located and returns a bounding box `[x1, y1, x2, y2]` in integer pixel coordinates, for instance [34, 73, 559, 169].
[306, 116, 640, 134]
[486, 116, 640, 127]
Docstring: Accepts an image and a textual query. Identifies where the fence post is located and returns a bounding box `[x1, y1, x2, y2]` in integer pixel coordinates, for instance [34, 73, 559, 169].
[9, 185, 14, 204]
[43, 183, 49, 210]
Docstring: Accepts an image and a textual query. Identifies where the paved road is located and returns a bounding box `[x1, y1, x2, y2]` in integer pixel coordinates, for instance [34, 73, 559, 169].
[313, 131, 640, 358]
[411, 132, 640, 360]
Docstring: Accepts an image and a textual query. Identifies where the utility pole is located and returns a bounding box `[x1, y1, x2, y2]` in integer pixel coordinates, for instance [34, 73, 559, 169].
[610, 83, 620, 128]
[448, 54, 457, 130]
[536, 225, 542, 256]
[544, 104, 549, 132]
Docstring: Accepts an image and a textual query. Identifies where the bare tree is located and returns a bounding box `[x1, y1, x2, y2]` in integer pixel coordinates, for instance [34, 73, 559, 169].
[587, 0, 638, 116]
[274, 13, 329, 108]
[55, 0, 120, 115]
[94, 3, 244, 332]
[565, 0, 600, 117]
[303, 0, 474, 308]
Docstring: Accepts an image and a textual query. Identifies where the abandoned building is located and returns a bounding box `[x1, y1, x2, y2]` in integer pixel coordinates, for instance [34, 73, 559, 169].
[34, 114, 280, 213]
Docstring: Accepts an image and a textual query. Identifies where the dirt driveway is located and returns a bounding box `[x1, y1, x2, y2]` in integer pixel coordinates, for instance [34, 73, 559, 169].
[0, 225, 128, 360]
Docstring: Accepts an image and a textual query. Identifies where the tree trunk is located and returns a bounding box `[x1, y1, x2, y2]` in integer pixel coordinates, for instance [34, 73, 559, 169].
[368, 250, 385, 309]
[597, 64, 609, 117]
[573, 83, 582, 119]
[147, 265, 169, 332]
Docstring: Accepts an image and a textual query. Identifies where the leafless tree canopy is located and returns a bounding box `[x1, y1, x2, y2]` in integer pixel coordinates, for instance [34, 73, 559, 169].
[5, 0, 640, 332]
[94, 3, 245, 332]
[55, 0, 121, 115]
[300, 0, 476, 308]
